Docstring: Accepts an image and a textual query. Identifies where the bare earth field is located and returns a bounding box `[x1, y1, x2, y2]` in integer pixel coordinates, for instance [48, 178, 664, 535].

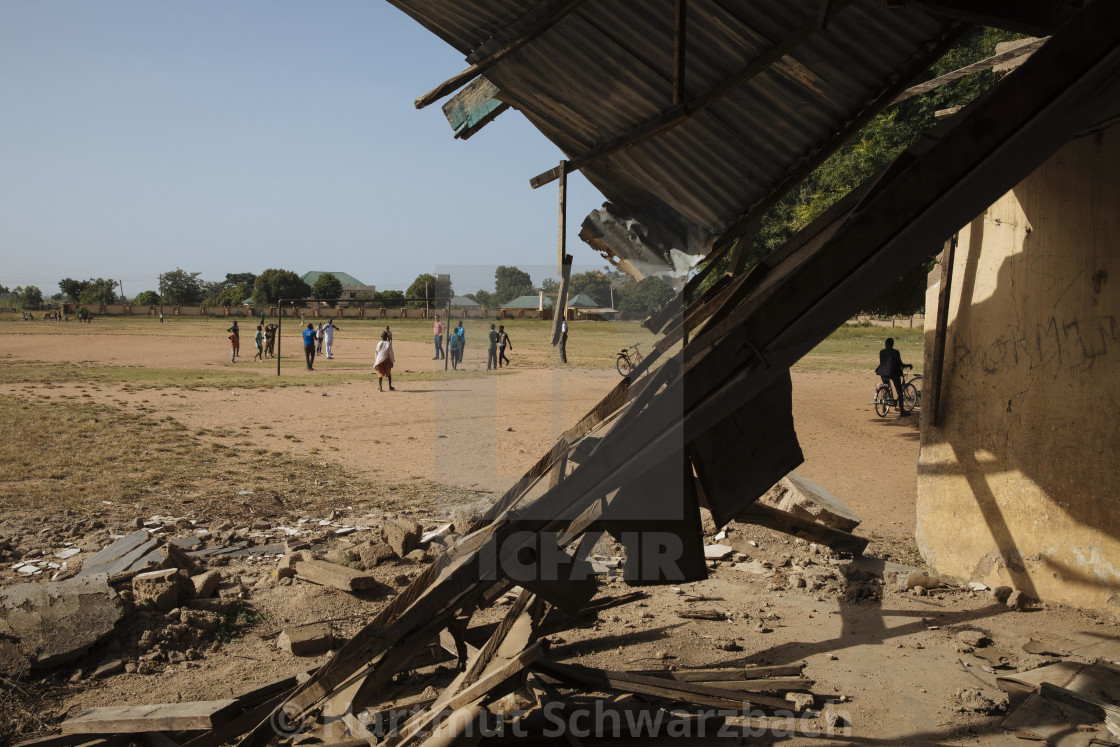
[0, 318, 1110, 745]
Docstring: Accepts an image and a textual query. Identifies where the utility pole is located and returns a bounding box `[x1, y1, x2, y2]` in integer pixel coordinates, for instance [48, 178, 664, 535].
[118, 279, 125, 303]
[159, 274, 164, 321]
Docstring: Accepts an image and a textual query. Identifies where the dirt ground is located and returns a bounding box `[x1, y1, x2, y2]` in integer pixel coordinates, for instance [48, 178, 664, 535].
[3, 330, 1112, 745]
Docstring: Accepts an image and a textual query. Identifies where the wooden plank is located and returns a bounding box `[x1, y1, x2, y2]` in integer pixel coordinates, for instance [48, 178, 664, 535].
[413, 0, 589, 109]
[292, 559, 380, 592]
[927, 234, 957, 426]
[178, 694, 289, 747]
[62, 700, 239, 735]
[536, 662, 796, 713]
[892, 37, 1047, 104]
[628, 664, 804, 681]
[551, 253, 572, 346]
[692, 676, 815, 693]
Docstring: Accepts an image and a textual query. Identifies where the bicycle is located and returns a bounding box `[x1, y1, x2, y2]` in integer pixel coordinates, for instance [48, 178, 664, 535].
[616, 343, 644, 376]
[872, 368, 922, 417]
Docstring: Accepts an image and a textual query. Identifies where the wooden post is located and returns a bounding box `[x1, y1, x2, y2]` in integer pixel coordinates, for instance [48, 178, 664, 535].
[557, 159, 567, 274]
[928, 233, 958, 426]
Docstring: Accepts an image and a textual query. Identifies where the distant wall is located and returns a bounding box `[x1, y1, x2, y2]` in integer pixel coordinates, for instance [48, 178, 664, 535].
[917, 127, 1120, 608]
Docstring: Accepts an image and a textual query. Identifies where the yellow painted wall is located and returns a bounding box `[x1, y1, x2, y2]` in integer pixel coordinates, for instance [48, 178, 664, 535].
[917, 127, 1120, 608]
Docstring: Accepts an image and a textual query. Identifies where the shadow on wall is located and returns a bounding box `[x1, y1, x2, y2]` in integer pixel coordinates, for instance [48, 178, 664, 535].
[919, 129, 1120, 604]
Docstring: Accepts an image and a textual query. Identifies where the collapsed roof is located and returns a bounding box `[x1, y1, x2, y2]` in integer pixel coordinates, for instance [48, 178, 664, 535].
[388, 0, 1078, 281]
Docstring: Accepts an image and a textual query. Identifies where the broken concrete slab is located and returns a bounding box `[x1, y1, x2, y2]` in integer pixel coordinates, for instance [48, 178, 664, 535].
[358, 541, 397, 569]
[703, 545, 734, 560]
[277, 623, 333, 656]
[760, 471, 861, 532]
[0, 573, 123, 674]
[191, 571, 222, 599]
[382, 518, 422, 559]
[132, 569, 187, 612]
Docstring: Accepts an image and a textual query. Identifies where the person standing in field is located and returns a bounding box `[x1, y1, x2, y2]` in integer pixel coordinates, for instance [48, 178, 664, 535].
[323, 318, 340, 359]
[302, 323, 317, 371]
[559, 318, 568, 364]
[497, 325, 512, 367]
[227, 321, 240, 358]
[374, 330, 395, 391]
[253, 325, 264, 362]
[449, 325, 464, 371]
[315, 322, 324, 355]
[433, 314, 445, 360]
[487, 324, 500, 370]
[264, 323, 278, 358]
[228, 332, 237, 363]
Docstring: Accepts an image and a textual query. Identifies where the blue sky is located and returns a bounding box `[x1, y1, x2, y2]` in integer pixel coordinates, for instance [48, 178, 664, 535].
[0, 1, 608, 298]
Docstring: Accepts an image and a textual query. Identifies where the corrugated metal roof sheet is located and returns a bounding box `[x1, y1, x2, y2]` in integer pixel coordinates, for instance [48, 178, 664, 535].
[389, 0, 956, 274]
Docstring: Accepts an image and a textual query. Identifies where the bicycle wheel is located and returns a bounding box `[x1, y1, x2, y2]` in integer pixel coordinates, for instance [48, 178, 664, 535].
[904, 382, 921, 411]
[616, 355, 632, 377]
[874, 386, 891, 417]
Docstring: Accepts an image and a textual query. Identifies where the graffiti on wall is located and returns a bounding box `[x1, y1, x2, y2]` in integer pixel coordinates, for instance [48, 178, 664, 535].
[953, 314, 1120, 378]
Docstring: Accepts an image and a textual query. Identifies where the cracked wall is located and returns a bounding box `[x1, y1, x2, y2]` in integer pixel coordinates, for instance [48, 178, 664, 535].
[916, 126, 1120, 609]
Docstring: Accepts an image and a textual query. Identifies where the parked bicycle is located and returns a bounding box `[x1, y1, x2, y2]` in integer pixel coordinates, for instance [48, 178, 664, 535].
[616, 343, 644, 376]
[872, 370, 922, 417]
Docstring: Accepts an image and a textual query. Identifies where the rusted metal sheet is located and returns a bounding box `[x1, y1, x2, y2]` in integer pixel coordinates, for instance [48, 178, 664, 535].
[388, 0, 956, 275]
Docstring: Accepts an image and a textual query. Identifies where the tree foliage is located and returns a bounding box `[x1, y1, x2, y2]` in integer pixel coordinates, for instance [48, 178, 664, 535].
[78, 278, 120, 306]
[405, 274, 453, 308]
[370, 290, 405, 308]
[615, 276, 675, 315]
[739, 27, 1022, 315]
[13, 285, 43, 307]
[161, 268, 206, 305]
[133, 290, 161, 305]
[312, 272, 344, 301]
[469, 290, 499, 309]
[494, 266, 533, 305]
[253, 269, 310, 306]
[567, 270, 612, 307]
[58, 278, 88, 301]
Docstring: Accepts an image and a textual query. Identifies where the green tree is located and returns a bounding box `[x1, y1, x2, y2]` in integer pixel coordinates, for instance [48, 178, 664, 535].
[161, 268, 206, 305]
[567, 270, 611, 307]
[740, 26, 1022, 314]
[371, 290, 405, 308]
[77, 278, 119, 305]
[469, 290, 499, 309]
[494, 266, 533, 304]
[213, 283, 252, 307]
[133, 290, 161, 305]
[253, 269, 310, 305]
[58, 278, 89, 301]
[405, 274, 453, 308]
[16, 285, 44, 307]
[539, 277, 560, 294]
[615, 276, 675, 315]
[312, 272, 344, 302]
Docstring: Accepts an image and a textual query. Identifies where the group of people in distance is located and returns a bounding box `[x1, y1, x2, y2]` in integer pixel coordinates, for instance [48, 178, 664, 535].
[431, 314, 513, 371]
[225, 313, 531, 393]
[226, 320, 281, 362]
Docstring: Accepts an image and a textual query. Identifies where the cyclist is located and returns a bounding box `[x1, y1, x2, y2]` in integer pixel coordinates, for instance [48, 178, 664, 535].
[875, 337, 912, 417]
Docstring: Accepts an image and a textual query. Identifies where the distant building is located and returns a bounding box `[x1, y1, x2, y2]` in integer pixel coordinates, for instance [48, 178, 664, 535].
[501, 294, 554, 311]
[301, 271, 376, 302]
[450, 295, 480, 308]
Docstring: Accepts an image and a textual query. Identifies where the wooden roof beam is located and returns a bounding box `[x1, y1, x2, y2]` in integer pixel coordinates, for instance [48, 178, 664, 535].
[892, 36, 1047, 104]
[889, 0, 1080, 36]
[414, 0, 589, 110]
[529, 0, 856, 190]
